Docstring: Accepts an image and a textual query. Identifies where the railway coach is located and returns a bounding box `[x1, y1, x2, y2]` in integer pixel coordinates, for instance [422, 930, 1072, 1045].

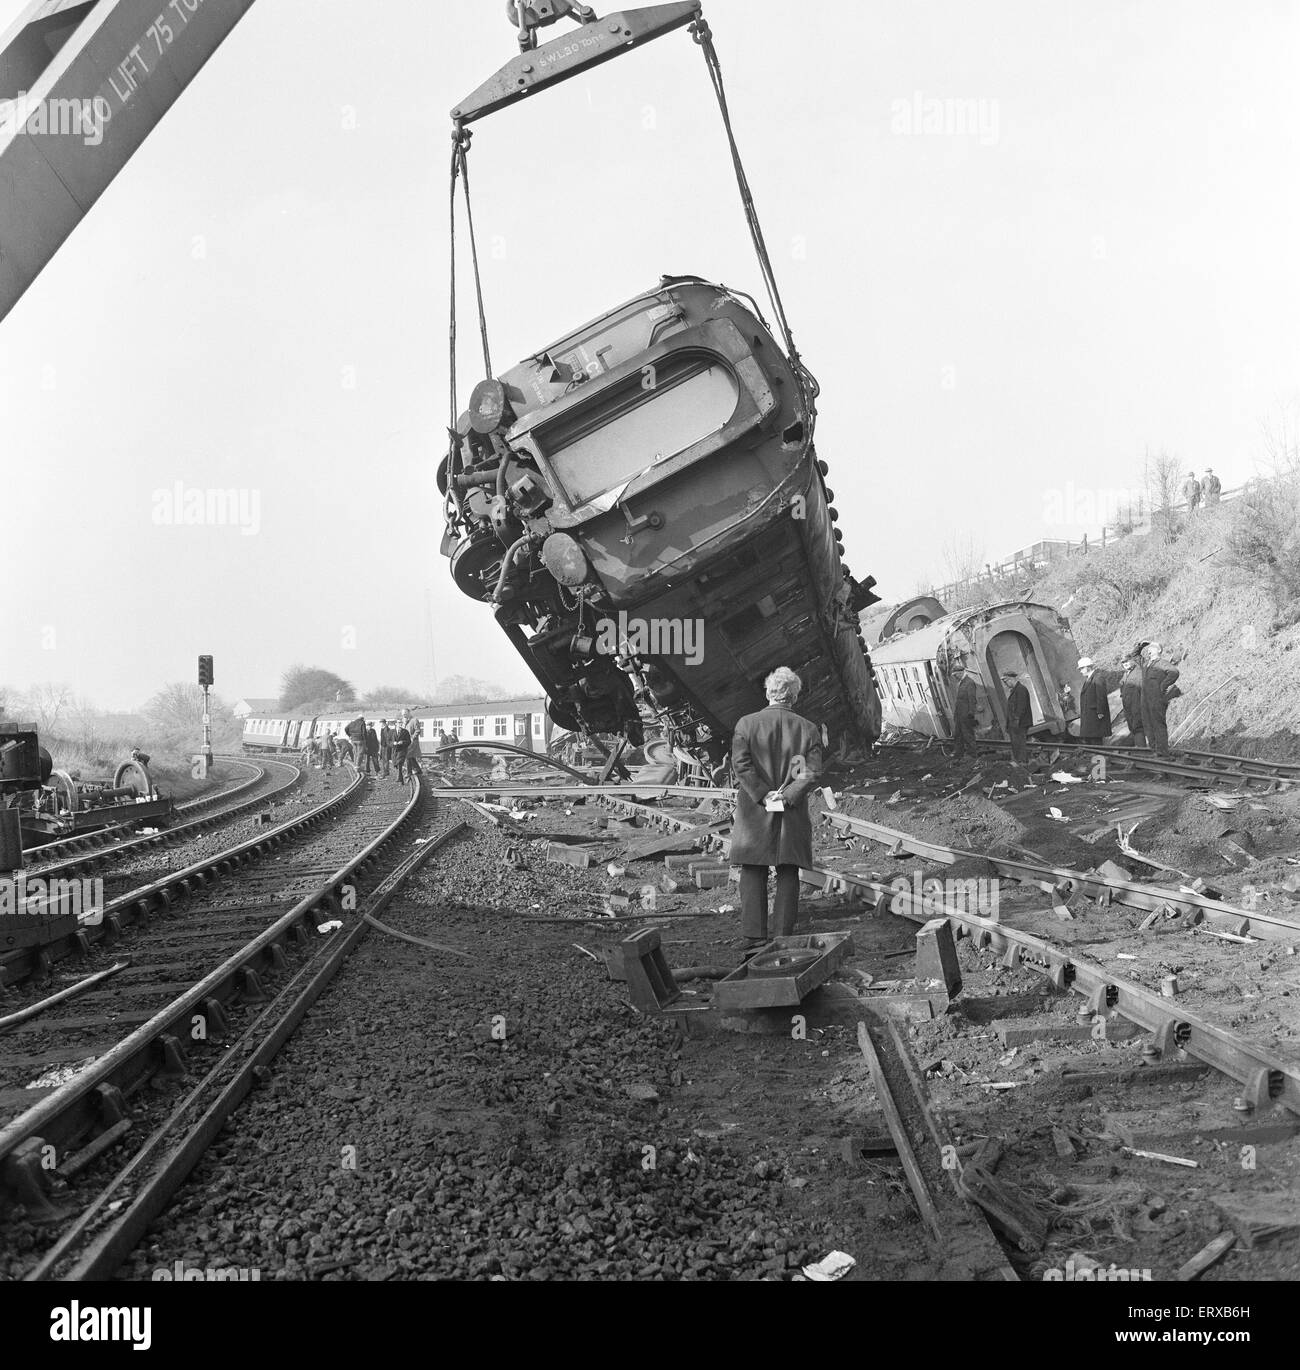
[872, 598, 1084, 745]
[241, 699, 560, 757]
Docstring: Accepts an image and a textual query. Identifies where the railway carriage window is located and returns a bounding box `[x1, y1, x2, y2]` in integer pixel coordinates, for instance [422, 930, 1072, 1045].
[532, 716, 544, 738]
[472, 718, 485, 738]
[535, 356, 740, 506]
[493, 716, 509, 737]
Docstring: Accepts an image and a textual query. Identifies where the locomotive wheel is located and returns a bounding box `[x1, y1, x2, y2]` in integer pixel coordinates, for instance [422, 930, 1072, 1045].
[113, 758, 154, 798]
[49, 769, 79, 815]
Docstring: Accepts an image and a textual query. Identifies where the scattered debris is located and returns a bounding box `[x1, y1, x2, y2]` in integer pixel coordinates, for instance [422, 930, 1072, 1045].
[1122, 1147, 1198, 1168]
[801, 1250, 856, 1281]
[1046, 807, 1070, 822]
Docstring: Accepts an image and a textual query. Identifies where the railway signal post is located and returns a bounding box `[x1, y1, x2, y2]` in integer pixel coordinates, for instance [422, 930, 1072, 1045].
[198, 655, 214, 776]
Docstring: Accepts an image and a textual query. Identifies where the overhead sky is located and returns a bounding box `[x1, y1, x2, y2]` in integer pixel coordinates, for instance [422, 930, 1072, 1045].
[2, 0, 1297, 710]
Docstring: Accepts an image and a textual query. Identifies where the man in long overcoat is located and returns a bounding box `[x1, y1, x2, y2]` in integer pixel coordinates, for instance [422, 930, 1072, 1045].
[1001, 669, 1031, 764]
[952, 667, 980, 760]
[1077, 658, 1113, 745]
[729, 667, 824, 948]
[1139, 642, 1181, 756]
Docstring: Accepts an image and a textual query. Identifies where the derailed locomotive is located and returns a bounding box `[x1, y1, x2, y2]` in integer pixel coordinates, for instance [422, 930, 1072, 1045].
[872, 598, 1084, 743]
[440, 276, 882, 770]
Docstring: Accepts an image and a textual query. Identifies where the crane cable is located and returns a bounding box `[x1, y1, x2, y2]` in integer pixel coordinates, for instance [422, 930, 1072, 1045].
[447, 7, 818, 427]
[448, 123, 493, 433]
[690, 14, 820, 421]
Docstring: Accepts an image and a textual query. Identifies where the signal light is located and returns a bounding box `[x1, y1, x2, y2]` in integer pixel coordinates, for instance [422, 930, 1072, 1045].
[198, 655, 214, 687]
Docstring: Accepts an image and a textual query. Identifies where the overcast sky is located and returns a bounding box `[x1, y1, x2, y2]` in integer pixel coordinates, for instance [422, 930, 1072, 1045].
[2, 0, 1296, 710]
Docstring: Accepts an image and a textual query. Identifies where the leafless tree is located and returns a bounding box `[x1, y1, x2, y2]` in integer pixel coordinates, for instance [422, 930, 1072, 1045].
[1260, 400, 1300, 477]
[433, 675, 512, 706]
[144, 681, 228, 730]
[19, 682, 73, 733]
[1144, 447, 1182, 541]
[280, 665, 355, 710]
[941, 532, 985, 585]
[363, 685, 425, 708]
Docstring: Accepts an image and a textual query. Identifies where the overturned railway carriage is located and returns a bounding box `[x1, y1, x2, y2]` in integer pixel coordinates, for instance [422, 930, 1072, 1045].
[872, 600, 1083, 743]
[441, 276, 882, 769]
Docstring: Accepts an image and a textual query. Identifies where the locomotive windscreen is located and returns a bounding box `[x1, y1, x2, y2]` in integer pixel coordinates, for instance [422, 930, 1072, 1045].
[538, 358, 739, 505]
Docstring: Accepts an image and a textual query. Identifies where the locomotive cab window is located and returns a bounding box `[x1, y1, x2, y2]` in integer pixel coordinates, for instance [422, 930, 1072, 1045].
[533, 352, 740, 506]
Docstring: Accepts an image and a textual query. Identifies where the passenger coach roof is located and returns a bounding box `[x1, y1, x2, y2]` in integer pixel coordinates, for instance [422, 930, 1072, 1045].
[872, 600, 1055, 663]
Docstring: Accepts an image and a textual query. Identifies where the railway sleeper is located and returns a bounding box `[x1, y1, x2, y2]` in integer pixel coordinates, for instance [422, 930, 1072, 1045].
[57, 1117, 133, 1181]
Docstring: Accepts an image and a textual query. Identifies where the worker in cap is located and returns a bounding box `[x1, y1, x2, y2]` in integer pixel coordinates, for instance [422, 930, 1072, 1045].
[1000, 669, 1031, 765]
[1202, 467, 1222, 505]
[951, 663, 980, 762]
[1182, 470, 1202, 516]
[1077, 658, 1113, 746]
[1119, 652, 1145, 747]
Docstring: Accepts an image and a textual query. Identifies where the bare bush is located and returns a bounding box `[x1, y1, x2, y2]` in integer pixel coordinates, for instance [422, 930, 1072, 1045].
[1223, 471, 1300, 629]
[1144, 448, 1182, 543]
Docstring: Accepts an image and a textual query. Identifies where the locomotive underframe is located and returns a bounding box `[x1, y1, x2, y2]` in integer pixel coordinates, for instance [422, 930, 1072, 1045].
[441, 278, 881, 763]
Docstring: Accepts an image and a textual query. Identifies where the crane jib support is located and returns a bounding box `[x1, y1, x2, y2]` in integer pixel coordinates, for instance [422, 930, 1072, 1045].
[451, 3, 702, 125]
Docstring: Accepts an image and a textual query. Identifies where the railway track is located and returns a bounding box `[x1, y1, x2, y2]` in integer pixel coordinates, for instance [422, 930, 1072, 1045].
[1, 759, 318, 990]
[795, 806, 1300, 1110]
[20, 757, 303, 887]
[954, 736, 1299, 792]
[17, 754, 270, 869]
[581, 787, 1300, 1272]
[0, 773, 459, 1279]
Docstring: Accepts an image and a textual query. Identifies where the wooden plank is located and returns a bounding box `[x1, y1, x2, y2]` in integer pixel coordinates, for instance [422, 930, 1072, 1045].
[856, 1020, 943, 1242]
[1059, 1060, 1209, 1088]
[623, 830, 706, 862]
[1175, 1232, 1236, 1281]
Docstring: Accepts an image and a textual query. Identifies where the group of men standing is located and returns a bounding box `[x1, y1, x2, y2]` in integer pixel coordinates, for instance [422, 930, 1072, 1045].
[950, 641, 1182, 764]
[1074, 646, 1180, 755]
[1181, 468, 1222, 515]
[302, 712, 425, 782]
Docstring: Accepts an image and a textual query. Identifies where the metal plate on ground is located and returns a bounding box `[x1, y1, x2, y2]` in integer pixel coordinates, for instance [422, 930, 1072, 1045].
[715, 932, 854, 1010]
